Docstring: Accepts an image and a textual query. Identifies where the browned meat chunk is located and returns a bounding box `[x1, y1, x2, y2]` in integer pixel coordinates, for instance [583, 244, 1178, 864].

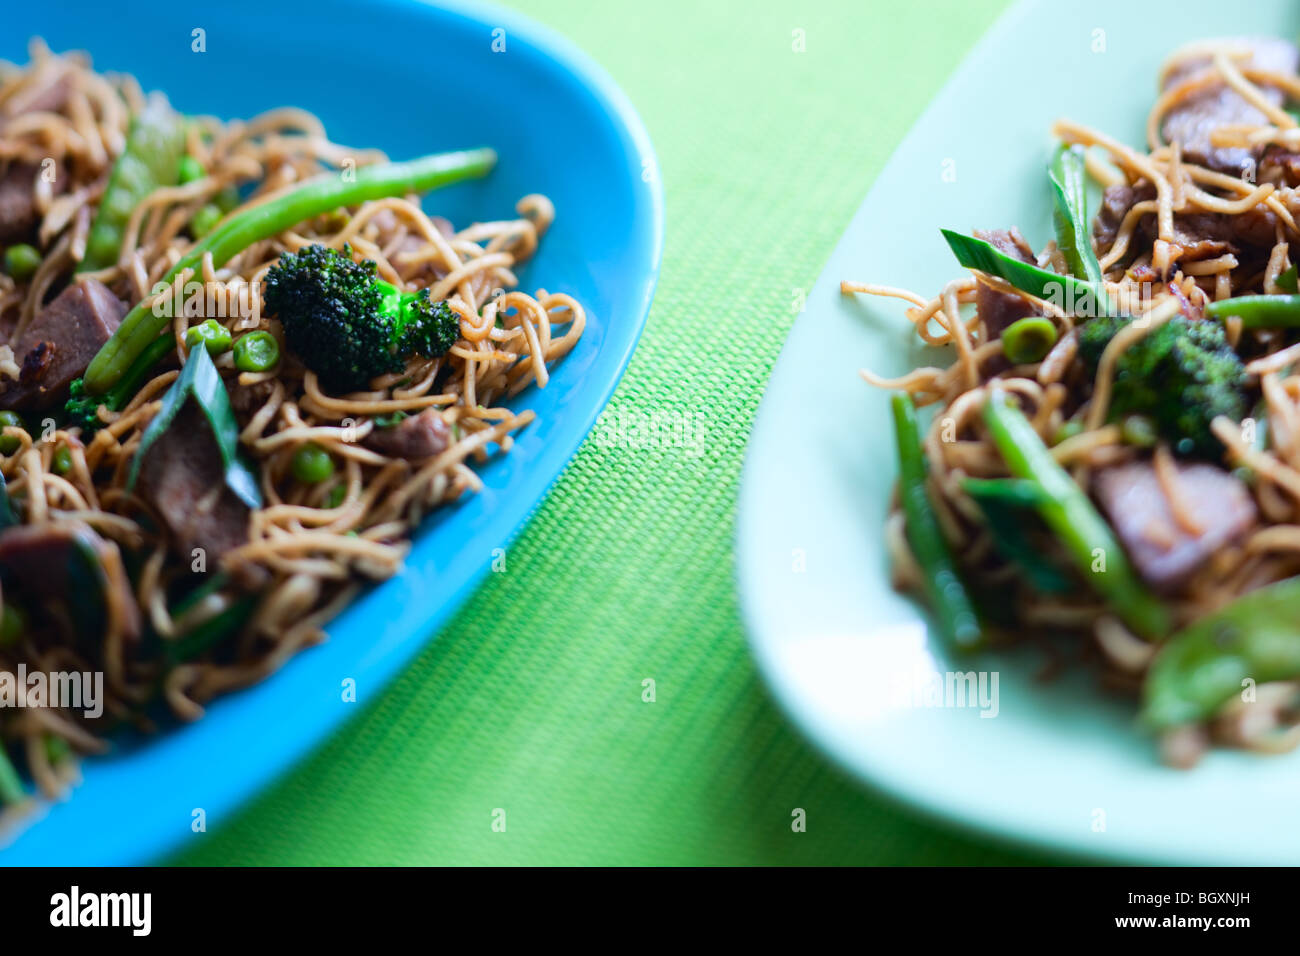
[0, 519, 140, 640]
[134, 402, 252, 571]
[0, 278, 128, 411]
[973, 227, 1042, 337]
[1161, 38, 1300, 174]
[363, 408, 450, 459]
[0, 159, 64, 243]
[1093, 460, 1256, 594]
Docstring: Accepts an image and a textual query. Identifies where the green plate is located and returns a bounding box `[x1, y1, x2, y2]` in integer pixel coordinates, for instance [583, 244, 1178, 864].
[737, 0, 1300, 865]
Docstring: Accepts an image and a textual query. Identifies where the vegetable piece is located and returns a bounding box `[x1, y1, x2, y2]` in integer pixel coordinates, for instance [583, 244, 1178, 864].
[78, 94, 186, 273]
[4, 243, 41, 281]
[961, 477, 1072, 593]
[1120, 414, 1159, 448]
[125, 345, 261, 508]
[52, 446, 71, 475]
[1048, 145, 1104, 284]
[1204, 294, 1300, 327]
[291, 443, 334, 484]
[65, 333, 175, 434]
[82, 147, 496, 395]
[0, 745, 23, 805]
[184, 319, 233, 355]
[0, 411, 23, 455]
[162, 573, 256, 664]
[232, 330, 279, 372]
[941, 228, 1113, 317]
[982, 390, 1170, 639]
[1277, 265, 1298, 293]
[0, 602, 23, 645]
[373, 410, 408, 429]
[1142, 575, 1300, 729]
[0, 471, 17, 529]
[1077, 314, 1247, 458]
[177, 155, 204, 184]
[262, 244, 460, 391]
[189, 203, 222, 238]
[1001, 316, 1058, 364]
[891, 393, 982, 649]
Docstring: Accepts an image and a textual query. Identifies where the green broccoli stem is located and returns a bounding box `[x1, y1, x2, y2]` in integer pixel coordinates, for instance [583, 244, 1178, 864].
[982, 390, 1170, 640]
[82, 147, 497, 395]
[891, 393, 983, 650]
[1204, 294, 1300, 327]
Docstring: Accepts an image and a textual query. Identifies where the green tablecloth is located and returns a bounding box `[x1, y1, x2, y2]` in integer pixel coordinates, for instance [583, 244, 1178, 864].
[175, 0, 1045, 866]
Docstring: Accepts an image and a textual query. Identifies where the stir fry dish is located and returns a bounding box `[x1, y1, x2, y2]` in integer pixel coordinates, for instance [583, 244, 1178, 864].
[0, 41, 585, 818]
[845, 36, 1300, 766]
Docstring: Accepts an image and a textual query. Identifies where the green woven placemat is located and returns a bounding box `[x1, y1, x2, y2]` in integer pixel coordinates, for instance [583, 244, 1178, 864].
[172, 0, 1048, 866]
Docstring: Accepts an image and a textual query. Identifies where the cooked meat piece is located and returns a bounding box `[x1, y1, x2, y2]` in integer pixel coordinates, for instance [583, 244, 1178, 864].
[134, 402, 253, 574]
[227, 378, 276, 418]
[973, 227, 1042, 337]
[1161, 38, 1300, 174]
[1093, 460, 1256, 594]
[0, 278, 128, 411]
[0, 519, 140, 640]
[1260, 145, 1300, 187]
[0, 159, 65, 242]
[363, 408, 450, 459]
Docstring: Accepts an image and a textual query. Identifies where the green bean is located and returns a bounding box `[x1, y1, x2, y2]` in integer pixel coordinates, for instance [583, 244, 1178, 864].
[78, 95, 186, 273]
[983, 390, 1170, 639]
[233, 330, 279, 372]
[83, 147, 497, 394]
[4, 243, 41, 281]
[1142, 575, 1300, 729]
[1204, 294, 1300, 327]
[1001, 316, 1058, 364]
[891, 393, 982, 649]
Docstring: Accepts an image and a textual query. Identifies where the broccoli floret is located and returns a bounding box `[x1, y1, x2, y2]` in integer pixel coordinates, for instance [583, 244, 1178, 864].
[262, 244, 460, 393]
[1077, 314, 1247, 458]
[64, 334, 176, 434]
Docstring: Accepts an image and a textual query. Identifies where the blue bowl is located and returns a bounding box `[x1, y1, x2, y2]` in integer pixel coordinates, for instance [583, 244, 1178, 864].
[1, 0, 662, 864]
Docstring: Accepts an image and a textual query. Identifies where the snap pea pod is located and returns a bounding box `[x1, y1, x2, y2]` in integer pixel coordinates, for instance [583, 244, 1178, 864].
[1204, 294, 1300, 328]
[891, 393, 982, 650]
[1142, 575, 1300, 729]
[941, 228, 1114, 316]
[78, 94, 186, 273]
[982, 391, 1170, 639]
[1048, 145, 1104, 285]
[82, 147, 497, 395]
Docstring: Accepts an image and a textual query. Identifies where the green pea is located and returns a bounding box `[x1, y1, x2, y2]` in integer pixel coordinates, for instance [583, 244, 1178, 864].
[0, 410, 24, 455]
[0, 602, 24, 645]
[4, 243, 41, 282]
[189, 203, 222, 238]
[215, 185, 241, 214]
[53, 446, 72, 475]
[185, 318, 233, 356]
[178, 155, 205, 184]
[1053, 420, 1084, 446]
[1001, 316, 1059, 365]
[233, 331, 280, 372]
[1121, 414, 1159, 448]
[325, 484, 347, 509]
[292, 443, 334, 484]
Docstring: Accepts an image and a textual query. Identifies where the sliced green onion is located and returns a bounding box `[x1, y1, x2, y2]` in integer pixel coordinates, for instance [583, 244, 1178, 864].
[941, 229, 1113, 317]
